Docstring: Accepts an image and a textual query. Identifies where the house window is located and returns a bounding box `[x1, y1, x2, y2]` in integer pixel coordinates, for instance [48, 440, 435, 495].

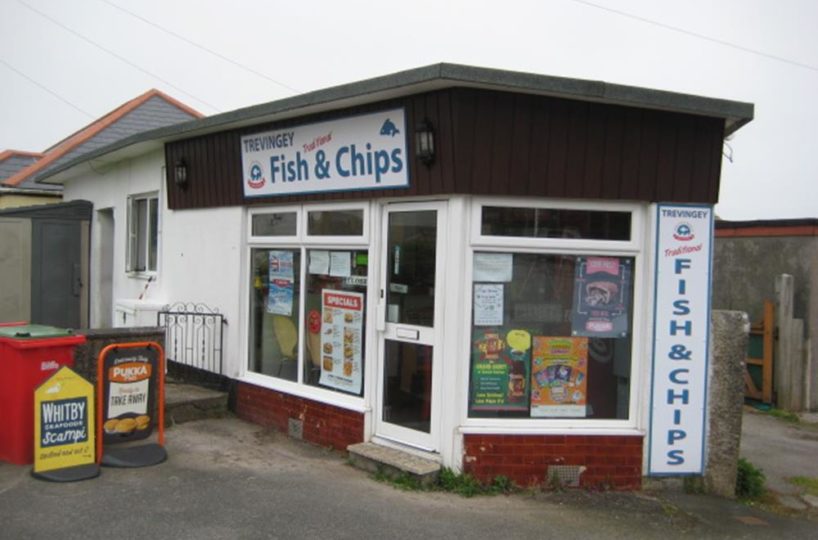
[127, 193, 159, 273]
[247, 204, 369, 398]
[468, 201, 640, 421]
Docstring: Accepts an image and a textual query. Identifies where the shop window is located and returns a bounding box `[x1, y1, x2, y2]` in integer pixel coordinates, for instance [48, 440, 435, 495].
[127, 193, 159, 273]
[302, 249, 368, 395]
[307, 209, 364, 236]
[481, 206, 631, 241]
[247, 205, 368, 398]
[248, 249, 301, 381]
[252, 211, 297, 236]
[469, 252, 633, 420]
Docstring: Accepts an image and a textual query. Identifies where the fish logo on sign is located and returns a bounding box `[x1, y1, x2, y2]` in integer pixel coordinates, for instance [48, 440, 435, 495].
[673, 222, 694, 242]
[380, 119, 400, 137]
[247, 161, 265, 189]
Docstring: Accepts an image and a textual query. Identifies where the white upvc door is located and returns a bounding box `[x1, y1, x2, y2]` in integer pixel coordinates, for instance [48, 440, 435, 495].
[374, 201, 447, 452]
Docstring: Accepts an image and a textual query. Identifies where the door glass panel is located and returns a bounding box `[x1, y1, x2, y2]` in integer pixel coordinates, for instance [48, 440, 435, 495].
[385, 210, 437, 326]
[382, 340, 432, 433]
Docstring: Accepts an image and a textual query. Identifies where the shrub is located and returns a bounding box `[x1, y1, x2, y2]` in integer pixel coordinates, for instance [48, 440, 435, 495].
[438, 467, 482, 497]
[736, 458, 765, 500]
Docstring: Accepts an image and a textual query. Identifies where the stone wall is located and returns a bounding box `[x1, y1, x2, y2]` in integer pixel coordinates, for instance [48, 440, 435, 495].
[712, 236, 816, 322]
[72, 326, 165, 383]
[704, 310, 749, 498]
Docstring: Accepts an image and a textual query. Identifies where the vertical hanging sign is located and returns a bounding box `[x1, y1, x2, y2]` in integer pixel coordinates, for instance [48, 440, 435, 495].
[649, 204, 713, 475]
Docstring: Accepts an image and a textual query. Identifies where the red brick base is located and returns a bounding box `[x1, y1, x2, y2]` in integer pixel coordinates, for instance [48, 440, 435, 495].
[463, 434, 643, 490]
[235, 382, 364, 451]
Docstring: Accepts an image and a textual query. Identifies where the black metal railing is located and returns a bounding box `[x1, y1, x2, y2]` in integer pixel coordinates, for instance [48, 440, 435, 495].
[157, 302, 226, 382]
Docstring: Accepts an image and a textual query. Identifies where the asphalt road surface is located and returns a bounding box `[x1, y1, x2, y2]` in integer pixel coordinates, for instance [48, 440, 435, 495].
[1, 416, 815, 539]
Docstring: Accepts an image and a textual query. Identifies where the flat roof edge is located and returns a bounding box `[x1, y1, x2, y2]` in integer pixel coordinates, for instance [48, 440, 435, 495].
[716, 218, 818, 229]
[37, 63, 754, 184]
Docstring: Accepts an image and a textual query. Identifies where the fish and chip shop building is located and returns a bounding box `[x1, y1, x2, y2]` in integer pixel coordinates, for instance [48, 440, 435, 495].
[46, 65, 753, 488]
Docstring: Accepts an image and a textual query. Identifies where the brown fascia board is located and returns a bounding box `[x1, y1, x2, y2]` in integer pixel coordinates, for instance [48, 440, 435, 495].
[37, 63, 754, 185]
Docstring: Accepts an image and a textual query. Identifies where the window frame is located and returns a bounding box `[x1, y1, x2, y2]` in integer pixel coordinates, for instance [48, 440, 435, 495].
[247, 205, 301, 245]
[461, 198, 648, 433]
[243, 203, 371, 411]
[303, 202, 370, 245]
[126, 192, 160, 275]
[471, 197, 642, 252]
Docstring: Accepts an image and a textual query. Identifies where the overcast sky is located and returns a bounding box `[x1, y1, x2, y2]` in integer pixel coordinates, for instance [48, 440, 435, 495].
[2, 0, 816, 220]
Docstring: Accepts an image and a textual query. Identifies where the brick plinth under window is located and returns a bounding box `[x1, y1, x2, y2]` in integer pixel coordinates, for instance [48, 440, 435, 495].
[463, 434, 643, 490]
[235, 382, 364, 451]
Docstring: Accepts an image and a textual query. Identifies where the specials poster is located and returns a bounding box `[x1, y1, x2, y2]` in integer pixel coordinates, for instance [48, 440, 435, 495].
[571, 256, 632, 338]
[319, 289, 364, 394]
[531, 337, 589, 417]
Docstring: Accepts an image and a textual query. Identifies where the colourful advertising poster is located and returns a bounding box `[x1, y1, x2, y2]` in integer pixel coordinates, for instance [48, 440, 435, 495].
[571, 257, 632, 337]
[469, 328, 531, 413]
[241, 108, 409, 197]
[531, 337, 589, 418]
[319, 290, 364, 394]
[34, 367, 95, 473]
[101, 347, 157, 444]
[268, 250, 294, 280]
[267, 250, 295, 315]
[267, 279, 294, 315]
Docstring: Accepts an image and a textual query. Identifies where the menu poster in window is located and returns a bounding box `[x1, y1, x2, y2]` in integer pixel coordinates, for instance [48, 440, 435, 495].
[469, 328, 531, 413]
[571, 257, 631, 337]
[474, 284, 504, 326]
[319, 290, 364, 394]
[531, 336, 588, 417]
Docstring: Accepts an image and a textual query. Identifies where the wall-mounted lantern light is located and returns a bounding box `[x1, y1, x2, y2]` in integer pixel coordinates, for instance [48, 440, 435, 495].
[415, 119, 435, 167]
[174, 159, 188, 188]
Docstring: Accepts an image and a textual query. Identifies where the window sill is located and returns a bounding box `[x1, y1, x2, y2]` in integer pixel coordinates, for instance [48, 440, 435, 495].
[114, 298, 167, 315]
[459, 420, 644, 436]
[239, 371, 369, 414]
[126, 271, 157, 281]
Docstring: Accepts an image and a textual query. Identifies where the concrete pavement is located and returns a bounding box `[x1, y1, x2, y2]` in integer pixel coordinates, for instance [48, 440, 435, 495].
[740, 406, 818, 511]
[1, 415, 816, 539]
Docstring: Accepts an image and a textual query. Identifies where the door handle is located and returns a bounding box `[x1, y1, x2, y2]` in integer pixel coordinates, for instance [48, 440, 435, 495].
[376, 303, 386, 332]
[72, 263, 82, 296]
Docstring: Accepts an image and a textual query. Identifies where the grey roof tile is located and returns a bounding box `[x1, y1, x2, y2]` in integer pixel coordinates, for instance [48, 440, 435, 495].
[35, 96, 197, 180]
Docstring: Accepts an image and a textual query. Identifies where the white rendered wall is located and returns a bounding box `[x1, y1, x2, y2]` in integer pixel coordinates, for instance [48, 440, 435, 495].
[62, 150, 245, 379]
